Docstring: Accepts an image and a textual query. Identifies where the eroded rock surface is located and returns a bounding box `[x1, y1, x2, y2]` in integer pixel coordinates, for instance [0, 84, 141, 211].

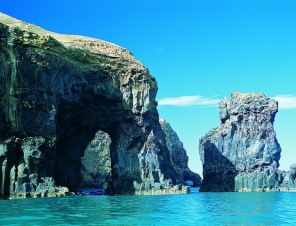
[199, 92, 296, 192]
[80, 131, 111, 189]
[279, 163, 296, 191]
[159, 119, 202, 187]
[78, 120, 201, 193]
[0, 13, 187, 198]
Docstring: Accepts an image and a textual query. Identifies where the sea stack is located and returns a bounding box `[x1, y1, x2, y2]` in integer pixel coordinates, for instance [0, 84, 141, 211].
[199, 92, 288, 192]
[0, 13, 195, 198]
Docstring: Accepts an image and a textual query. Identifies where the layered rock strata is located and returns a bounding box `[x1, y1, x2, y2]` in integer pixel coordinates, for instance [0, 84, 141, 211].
[199, 92, 295, 192]
[0, 13, 189, 198]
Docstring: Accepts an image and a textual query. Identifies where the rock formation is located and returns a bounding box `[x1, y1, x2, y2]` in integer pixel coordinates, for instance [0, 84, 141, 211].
[80, 130, 111, 189]
[79, 120, 201, 191]
[159, 119, 202, 187]
[199, 92, 296, 192]
[279, 163, 296, 191]
[0, 13, 192, 198]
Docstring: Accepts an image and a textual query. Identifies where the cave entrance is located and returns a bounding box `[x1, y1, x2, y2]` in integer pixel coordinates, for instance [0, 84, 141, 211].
[54, 96, 120, 193]
[185, 180, 193, 186]
[79, 130, 112, 192]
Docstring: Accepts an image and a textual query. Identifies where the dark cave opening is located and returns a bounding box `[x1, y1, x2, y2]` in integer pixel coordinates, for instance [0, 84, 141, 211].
[54, 95, 120, 192]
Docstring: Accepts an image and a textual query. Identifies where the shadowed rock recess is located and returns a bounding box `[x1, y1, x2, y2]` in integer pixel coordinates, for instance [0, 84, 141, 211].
[0, 13, 198, 198]
[199, 92, 296, 192]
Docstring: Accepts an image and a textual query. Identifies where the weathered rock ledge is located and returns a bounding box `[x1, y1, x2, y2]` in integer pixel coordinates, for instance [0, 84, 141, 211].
[199, 92, 296, 192]
[0, 13, 200, 198]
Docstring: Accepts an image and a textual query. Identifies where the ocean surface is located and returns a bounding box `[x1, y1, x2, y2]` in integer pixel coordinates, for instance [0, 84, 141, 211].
[1, 188, 295, 225]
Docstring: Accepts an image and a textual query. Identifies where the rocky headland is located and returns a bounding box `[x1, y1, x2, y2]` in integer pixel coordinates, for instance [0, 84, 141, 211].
[0, 13, 199, 198]
[199, 92, 296, 192]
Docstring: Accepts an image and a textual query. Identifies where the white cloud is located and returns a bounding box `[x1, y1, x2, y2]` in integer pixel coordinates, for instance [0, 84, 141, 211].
[157, 95, 220, 107]
[157, 94, 296, 110]
[272, 94, 296, 110]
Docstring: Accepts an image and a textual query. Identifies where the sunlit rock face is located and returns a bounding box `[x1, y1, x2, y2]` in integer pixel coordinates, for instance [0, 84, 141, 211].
[78, 120, 202, 191]
[159, 119, 202, 187]
[80, 131, 112, 189]
[199, 92, 288, 192]
[0, 13, 187, 198]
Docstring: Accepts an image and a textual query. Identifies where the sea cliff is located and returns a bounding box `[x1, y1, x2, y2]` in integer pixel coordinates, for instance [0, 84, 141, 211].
[0, 13, 199, 198]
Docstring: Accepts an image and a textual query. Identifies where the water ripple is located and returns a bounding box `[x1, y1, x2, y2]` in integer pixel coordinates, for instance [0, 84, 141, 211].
[0, 191, 295, 225]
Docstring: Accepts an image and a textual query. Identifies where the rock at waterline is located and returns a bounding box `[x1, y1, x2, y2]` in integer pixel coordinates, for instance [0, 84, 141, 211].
[199, 92, 295, 192]
[159, 119, 202, 188]
[0, 13, 198, 198]
[79, 123, 202, 192]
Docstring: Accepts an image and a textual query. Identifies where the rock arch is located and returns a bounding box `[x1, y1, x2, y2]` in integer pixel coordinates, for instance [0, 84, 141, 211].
[0, 13, 179, 197]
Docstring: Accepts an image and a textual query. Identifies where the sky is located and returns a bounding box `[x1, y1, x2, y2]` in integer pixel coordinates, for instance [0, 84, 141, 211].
[1, 0, 295, 176]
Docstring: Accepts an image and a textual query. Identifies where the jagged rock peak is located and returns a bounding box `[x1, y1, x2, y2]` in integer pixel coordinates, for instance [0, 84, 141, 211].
[159, 119, 202, 187]
[219, 92, 278, 123]
[199, 92, 282, 192]
[160, 119, 188, 169]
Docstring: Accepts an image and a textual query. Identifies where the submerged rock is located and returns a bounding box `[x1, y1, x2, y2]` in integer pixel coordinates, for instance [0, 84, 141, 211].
[199, 92, 295, 192]
[0, 13, 189, 198]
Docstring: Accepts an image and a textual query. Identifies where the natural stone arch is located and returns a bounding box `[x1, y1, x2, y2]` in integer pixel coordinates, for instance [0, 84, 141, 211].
[0, 13, 185, 197]
[0, 13, 205, 198]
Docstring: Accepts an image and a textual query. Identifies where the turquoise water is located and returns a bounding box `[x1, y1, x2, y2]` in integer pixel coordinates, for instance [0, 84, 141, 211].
[1, 189, 295, 225]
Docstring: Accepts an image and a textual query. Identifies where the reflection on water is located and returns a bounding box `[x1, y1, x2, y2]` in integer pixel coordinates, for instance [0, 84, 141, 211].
[0, 190, 295, 225]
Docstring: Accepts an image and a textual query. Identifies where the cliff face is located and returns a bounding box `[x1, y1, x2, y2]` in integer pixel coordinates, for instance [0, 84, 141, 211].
[0, 13, 187, 198]
[199, 92, 294, 192]
[79, 120, 202, 191]
[159, 119, 202, 187]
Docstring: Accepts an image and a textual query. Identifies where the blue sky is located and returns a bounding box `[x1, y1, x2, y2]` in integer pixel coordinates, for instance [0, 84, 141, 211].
[1, 0, 295, 176]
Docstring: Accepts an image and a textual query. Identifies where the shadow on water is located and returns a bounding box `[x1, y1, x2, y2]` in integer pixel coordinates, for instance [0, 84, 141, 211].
[200, 140, 238, 192]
